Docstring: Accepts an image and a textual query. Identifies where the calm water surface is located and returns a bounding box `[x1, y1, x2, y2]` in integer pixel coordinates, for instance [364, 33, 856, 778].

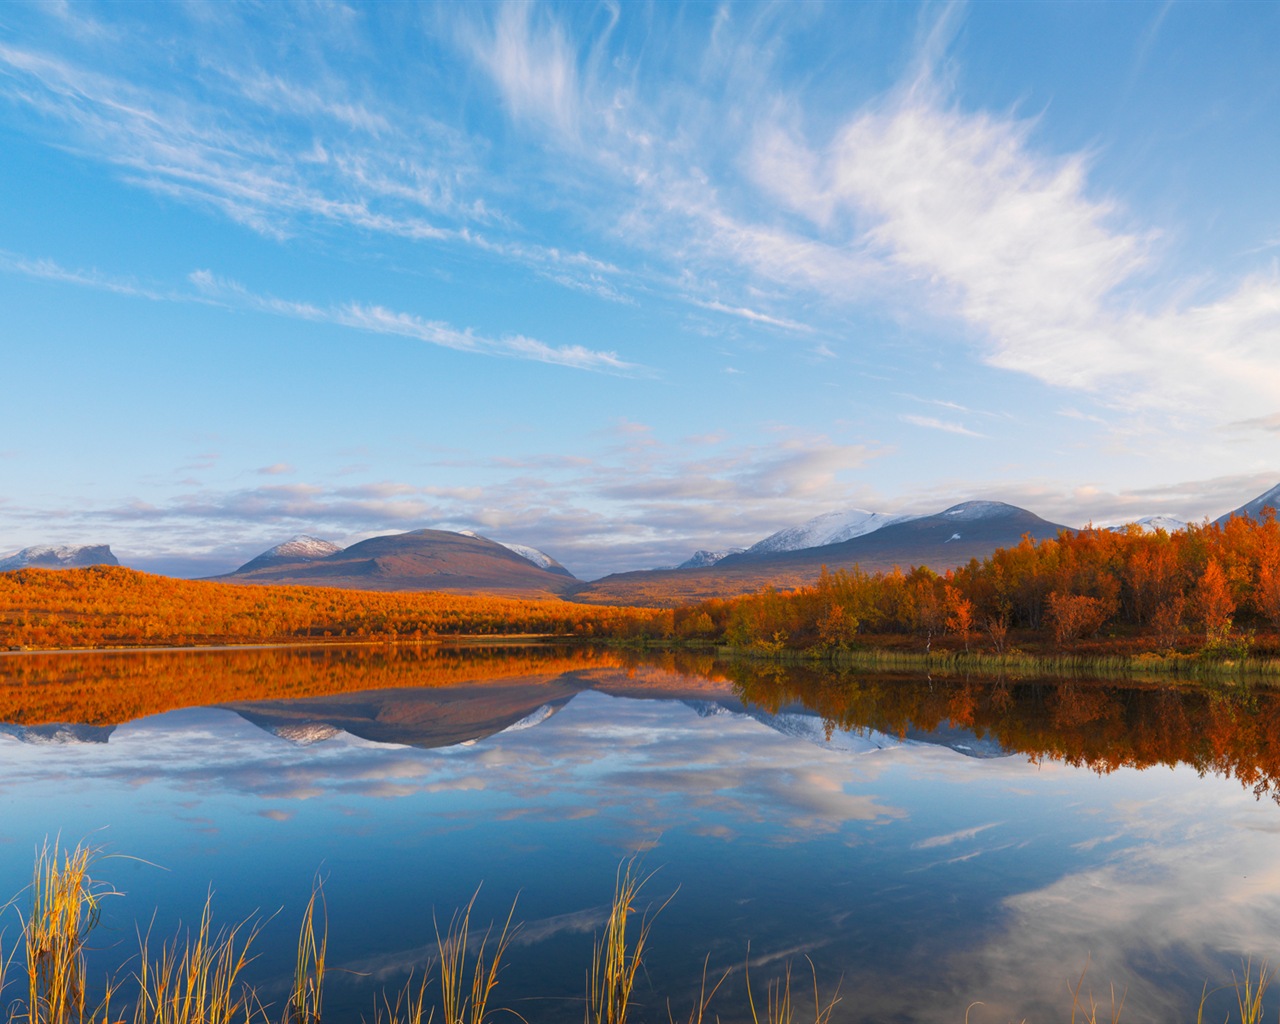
[2, 646, 1279, 1023]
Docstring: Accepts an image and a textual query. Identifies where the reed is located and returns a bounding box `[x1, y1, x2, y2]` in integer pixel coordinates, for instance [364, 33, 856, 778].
[434, 889, 519, 1024]
[1066, 958, 1125, 1024]
[744, 956, 839, 1024]
[365, 971, 431, 1024]
[665, 954, 728, 1024]
[21, 840, 120, 1024]
[131, 897, 265, 1024]
[1231, 959, 1272, 1024]
[586, 858, 673, 1024]
[285, 882, 327, 1024]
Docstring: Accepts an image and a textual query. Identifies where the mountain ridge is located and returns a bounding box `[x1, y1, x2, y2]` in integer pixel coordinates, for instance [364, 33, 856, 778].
[216, 528, 578, 597]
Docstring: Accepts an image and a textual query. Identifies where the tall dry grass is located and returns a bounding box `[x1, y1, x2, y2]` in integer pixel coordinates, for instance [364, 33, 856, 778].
[434, 888, 520, 1024]
[744, 955, 840, 1024]
[586, 859, 673, 1024]
[132, 898, 264, 1024]
[20, 840, 120, 1024]
[285, 883, 326, 1024]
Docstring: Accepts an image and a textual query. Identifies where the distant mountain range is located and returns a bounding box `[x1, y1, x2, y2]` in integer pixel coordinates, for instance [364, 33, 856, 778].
[577, 500, 1073, 605]
[5, 481, 1279, 602]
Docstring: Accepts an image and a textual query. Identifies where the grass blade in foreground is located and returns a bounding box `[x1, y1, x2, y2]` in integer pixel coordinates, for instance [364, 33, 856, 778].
[587, 858, 673, 1024]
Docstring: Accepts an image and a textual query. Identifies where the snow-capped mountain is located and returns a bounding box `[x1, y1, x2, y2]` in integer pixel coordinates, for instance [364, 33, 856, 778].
[1105, 515, 1187, 534]
[234, 535, 342, 574]
[1215, 482, 1280, 526]
[676, 549, 744, 569]
[0, 544, 118, 571]
[745, 509, 922, 555]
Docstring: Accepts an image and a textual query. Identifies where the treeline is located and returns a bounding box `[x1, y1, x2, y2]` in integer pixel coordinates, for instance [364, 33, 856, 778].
[670, 512, 1280, 656]
[0, 565, 673, 649]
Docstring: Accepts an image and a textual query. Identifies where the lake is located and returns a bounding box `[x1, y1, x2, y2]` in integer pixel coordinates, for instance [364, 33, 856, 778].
[2, 645, 1279, 1023]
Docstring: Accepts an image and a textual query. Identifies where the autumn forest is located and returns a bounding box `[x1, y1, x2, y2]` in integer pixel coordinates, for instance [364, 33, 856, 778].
[3, 513, 1280, 665]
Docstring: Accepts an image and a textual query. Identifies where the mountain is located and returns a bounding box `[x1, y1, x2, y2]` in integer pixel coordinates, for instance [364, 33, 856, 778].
[229, 683, 583, 750]
[0, 544, 119, 572]
[574, 500, 1071, 606]
[1105, 514, 1187, 534]
[218, 528, 578, 596]
[675, 549, 744, 569]
[234, 535, 342, 573]
[1214, 482, 1280, 526]
[746, 508, 922, 554]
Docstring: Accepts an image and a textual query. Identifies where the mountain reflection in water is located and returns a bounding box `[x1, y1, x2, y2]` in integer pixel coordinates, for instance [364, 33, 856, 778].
[1, 646, 1279, 1023]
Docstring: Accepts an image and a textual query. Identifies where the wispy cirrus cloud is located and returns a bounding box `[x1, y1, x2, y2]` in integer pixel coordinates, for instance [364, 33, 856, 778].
[0, 246, 641, 375]
[900, 415, 986, 439]
[0, 28, 626, 299]
[0, 248, 167, 300]
[462, 3, 1280, 427]
[188, 270, 642, 374]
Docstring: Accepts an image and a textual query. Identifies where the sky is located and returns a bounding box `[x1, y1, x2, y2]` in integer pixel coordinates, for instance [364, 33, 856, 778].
[2, 0, 1279, 580]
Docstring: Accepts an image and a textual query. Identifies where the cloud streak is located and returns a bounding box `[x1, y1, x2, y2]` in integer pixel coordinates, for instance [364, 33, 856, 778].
[188, 271, 642, 374]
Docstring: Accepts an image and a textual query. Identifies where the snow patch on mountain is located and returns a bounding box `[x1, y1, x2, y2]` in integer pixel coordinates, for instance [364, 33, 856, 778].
[272, 723, 342, 745]
[266, 536, 342, 560]
[498, 542, 558, 570]
[677, 549, 744, 569]
[0, 544, 118, 571]
[501, 704, 560, 733]
[1104, 515, 1187, 534]
[456, 531, 571, 576]
[459, 531, 542, 565]
[746, 509, 922, 554]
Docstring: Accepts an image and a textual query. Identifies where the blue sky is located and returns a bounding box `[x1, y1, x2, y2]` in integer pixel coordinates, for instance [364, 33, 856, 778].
[2, 1, 1279, 579]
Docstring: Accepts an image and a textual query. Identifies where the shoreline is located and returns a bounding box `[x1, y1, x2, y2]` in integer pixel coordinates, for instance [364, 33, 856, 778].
[4, 633, 1280, 685]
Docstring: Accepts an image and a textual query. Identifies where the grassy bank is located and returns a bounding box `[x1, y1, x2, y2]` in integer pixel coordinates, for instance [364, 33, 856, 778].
[3, 843, 1278, 1024]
